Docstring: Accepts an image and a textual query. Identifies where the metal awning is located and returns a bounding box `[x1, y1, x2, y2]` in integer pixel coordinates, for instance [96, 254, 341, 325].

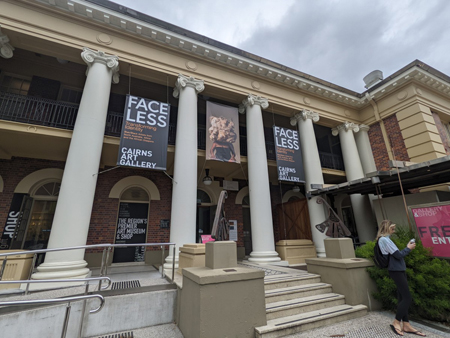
[310, 155, 450, 197]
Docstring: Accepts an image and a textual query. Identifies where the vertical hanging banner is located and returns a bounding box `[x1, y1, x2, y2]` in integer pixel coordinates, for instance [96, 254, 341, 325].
[206, 101, 240, 163]
[117, 95, 170, 170]
[273, 126, 305, 183]
[409, 202, 450, 258]
[0, 193, 27, 249]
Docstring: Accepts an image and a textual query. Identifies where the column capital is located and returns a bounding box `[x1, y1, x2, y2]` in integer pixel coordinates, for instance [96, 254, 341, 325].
[81, 47, 120, 84]
[0, 28, 14, 59]
[173, 74, 204, 98]
[332, 121, 359, 136]
[358, 124, 370, 133]
[290, 109, 320, 126]
[238, 94, 269, 114]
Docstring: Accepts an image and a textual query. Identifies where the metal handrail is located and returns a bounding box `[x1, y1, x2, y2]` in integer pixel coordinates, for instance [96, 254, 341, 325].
[0, 294, 105, 338]
[0, 242, 177, 286]
[0, 276, 111, 294]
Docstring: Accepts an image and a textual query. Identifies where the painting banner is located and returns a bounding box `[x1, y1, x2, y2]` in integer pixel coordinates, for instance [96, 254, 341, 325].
[206, 101, 240, 163]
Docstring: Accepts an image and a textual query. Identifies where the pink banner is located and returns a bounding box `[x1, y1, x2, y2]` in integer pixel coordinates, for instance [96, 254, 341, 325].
[201, 235, 215, 244]
[410, 204, 450, 258]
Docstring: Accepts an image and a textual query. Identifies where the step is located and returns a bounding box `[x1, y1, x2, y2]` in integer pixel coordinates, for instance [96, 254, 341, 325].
[264, 273, 321, 291]
[266, 293, 346, 320]
[255, 304, 368, 338]
[265, 283, 332, 304]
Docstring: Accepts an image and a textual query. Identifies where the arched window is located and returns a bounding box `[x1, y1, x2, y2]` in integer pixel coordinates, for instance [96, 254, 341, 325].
[23, 180, 60, 250]
[197, 189, 211, 205]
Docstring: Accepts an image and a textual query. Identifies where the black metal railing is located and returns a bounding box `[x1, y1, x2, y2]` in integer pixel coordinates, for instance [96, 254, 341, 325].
[0, 91, 79, 129]
[0, 91, 344, 170]
[319, 152, 345, 171]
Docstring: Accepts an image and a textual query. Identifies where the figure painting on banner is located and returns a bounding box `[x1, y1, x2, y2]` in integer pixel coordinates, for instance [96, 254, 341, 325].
[206, 101, 240, 163]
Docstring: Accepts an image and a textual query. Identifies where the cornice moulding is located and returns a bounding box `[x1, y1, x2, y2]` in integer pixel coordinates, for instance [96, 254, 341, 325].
[29, 1, 450, 108]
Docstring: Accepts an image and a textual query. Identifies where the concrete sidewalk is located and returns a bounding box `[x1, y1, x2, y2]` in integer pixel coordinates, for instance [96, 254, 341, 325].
[128, 311, 450, 338]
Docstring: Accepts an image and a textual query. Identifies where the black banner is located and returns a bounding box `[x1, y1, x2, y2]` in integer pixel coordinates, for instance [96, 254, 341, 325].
[0, 193, 27, 249]
[273, 126, 305, 183]
[113, 202, 149, 263]
[117, 95, 170, 170]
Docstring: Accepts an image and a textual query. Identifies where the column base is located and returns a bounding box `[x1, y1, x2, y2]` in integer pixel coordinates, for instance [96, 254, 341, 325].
[31, 260, 89, 280]
[316, 247, 326, 258]
[248, 250, 281, 263]
[163, 255, 179, 270]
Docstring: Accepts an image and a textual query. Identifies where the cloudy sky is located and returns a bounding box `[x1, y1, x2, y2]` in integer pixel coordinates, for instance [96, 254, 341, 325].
[112, 0, 450, 92]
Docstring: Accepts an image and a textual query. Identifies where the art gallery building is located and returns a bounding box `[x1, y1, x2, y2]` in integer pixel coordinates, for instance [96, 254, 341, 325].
[1, 0, 450, 280]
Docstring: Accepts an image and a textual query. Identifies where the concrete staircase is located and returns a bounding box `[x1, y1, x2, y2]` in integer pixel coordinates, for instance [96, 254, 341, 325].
[255, 272, 367, 338]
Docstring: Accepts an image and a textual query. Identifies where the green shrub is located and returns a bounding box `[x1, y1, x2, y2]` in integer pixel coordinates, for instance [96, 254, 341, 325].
[355, 227, 450, 322]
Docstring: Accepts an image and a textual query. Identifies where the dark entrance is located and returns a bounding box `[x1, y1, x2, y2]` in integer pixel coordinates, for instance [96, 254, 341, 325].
[113, 202, 148, 263]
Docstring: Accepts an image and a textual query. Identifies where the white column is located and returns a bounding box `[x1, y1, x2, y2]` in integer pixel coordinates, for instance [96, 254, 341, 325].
[164, 74, 204, 269]
[290, 110, 327, 257]
[354, 124, 377, 175]
[33, 48, 119, 279]
[0, 28, 14, 58]
[239, 94, 280, 263]
[332, 122, 377, 242]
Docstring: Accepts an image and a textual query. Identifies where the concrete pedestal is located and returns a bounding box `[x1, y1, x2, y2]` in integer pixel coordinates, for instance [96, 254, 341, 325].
[324, 238, 355, 259]
[178, 241, 266, 338]
[179, 266, 266, 338]
[0, 250, 34, 289]
[178, 244, 205, 274]
[275, 240, 317, 264]
[305, 258, 381, 311]
[205, 241, 237, 269]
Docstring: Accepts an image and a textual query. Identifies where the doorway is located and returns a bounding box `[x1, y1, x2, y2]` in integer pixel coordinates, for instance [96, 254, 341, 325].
[113, 187, 149, 263]
[196, 189, 215, 243]
[242, 195, 252, 256]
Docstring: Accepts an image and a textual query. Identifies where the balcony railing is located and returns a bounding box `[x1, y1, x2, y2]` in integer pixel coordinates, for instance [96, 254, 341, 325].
[319, 152, 345, 171]
[0, 91, 344, 170]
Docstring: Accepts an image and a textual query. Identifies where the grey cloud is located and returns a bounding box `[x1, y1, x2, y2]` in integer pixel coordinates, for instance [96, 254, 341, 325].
[238, 0, 450, 91]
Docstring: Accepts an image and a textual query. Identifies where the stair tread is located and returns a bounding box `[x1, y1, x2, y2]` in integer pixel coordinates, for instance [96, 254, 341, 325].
[265, 282, 331, 296]
[264, 273, 320, 284]
[256, 304, 367, 333]
[266, 293, 344, 312]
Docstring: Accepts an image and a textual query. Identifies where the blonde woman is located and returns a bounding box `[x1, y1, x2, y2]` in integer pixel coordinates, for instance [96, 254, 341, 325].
[377, 220, 425, 336]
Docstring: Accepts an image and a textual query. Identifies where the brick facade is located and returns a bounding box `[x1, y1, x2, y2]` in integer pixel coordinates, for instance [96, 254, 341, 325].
[368, 115, 410, 171]
[1, 157, 276, 252]
[432, 112, 450, 155]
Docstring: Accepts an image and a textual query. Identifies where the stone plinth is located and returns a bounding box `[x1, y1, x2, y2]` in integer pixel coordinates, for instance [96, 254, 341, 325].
[275, 239, 317, 264]
[306, 258, 382, 311]
[205, 241, 237, 269]
[178, 266, 266, 338]
[324, 238, 355, 259]
[178, 244, 205, 274]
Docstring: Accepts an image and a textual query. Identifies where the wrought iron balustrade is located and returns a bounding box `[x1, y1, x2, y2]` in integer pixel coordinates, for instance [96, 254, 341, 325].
[319, 152, 345, 171]
[0, 91, 79, 129]
[0, 91, 344, 167]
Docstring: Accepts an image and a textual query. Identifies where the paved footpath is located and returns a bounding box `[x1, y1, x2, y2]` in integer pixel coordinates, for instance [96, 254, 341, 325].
[130, 311, 450, 338]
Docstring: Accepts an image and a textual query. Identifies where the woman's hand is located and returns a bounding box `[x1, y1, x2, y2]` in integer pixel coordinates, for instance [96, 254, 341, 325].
[407, 242, 416, 250]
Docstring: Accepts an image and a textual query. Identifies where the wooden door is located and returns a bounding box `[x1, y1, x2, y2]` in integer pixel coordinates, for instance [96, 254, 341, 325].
[277, 199, 312, 240]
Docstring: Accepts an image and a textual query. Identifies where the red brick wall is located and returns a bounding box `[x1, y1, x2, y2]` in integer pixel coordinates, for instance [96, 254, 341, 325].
[0, 157, 65, 234]
[87, 166, 173, 252]
[384, 115, 410, 163]
[431, 112, 450, 155]
[0, 157, 255, 251]
[368, 115, 410, 171]
[368, 122, 390, 171]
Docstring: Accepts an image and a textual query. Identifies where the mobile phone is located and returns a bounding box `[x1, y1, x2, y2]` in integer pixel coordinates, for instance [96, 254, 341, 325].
[409, 239, 415, 244]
